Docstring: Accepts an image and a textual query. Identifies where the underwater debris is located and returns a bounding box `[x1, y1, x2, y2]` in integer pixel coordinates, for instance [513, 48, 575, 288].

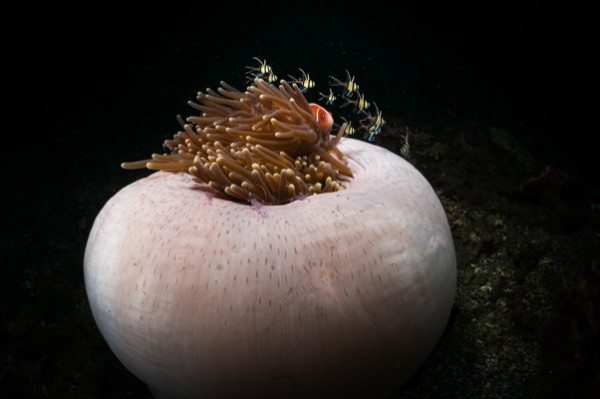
[524, 165, 572, 196]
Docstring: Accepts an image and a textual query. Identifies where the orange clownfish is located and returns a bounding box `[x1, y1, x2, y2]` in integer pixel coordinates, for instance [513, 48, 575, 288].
[309, 103, 334, 134]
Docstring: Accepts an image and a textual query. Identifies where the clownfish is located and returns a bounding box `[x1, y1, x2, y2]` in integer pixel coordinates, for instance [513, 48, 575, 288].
[309, 103, 334, 134]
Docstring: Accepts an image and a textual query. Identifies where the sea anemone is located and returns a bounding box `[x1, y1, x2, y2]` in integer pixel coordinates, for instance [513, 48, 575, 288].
[122, 79, 350, 205]
[84, 77, 456, 398]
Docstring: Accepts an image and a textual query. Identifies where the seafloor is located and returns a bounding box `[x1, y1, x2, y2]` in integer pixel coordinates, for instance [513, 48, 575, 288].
[2, 113, 597, 397]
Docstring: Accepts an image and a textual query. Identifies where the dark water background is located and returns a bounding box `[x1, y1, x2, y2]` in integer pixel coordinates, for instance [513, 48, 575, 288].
[10, 3, 592, 185]
[3, 2, 596, 397]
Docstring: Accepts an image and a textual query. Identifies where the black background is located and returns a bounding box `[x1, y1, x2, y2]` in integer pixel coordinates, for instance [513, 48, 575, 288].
[8, 2, 590, 177]
[3, 2, 595, 397]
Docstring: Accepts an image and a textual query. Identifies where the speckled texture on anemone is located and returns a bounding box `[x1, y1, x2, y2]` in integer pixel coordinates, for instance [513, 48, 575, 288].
[84, 138, 456, 398]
